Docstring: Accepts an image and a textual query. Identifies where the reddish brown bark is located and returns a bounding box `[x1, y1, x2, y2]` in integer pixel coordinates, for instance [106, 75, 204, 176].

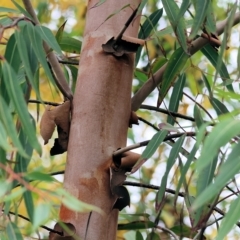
[59, 0, 141, 239]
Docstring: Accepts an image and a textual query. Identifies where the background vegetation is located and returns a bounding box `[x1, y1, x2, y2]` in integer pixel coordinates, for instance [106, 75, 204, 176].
[1, 0, 240, 239]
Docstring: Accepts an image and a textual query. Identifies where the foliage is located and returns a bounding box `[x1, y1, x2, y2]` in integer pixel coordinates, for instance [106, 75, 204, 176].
[0, 0, 240, 239]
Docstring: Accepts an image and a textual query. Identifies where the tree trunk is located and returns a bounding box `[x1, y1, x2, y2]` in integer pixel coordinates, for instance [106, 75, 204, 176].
[59, 0, 141, 239]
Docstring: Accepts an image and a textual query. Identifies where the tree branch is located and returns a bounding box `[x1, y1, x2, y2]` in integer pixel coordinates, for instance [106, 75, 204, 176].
[22, 0, 73, 101]
[131, 12, 240, 111]
[113, 132, 196, 157]
[28, 99, 60, 106]
[140, 104, 195, 122]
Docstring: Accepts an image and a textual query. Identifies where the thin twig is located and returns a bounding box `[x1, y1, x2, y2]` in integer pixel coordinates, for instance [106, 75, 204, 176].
[58, 59, 79, 65]
[138, 117, 159, 131]
[140, 104, 195, 122]
[155, 225, 179, 240]
[183, 92, 214, 120]
[84, 211, 92, 240]
[28, 99, 60, 106]
[113, 132, 196, 157]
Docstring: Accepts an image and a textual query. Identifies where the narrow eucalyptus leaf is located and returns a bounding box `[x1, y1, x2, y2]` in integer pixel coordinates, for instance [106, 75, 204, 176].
[160, 47, 188, 103]
[201, 44, 233, 91]
[193, 140, 240, 210]
[190, 0, 209, 39]
[35, 25, 62, 55]
[156, 135, 185, 208]
[0, 96, 27, 157]
[216, 197, 240, 240]
[196, 119, 240, 172]
[162, 0, 188, 52]
[2, 61, 41, 155]
[135, 9, 163, 65]
[6, 222, 23, 240]
[4, 34, 21, 74]
[210, 97, 229, 116]
[167, 73, 186, 125]
[131, 130, 168, 174]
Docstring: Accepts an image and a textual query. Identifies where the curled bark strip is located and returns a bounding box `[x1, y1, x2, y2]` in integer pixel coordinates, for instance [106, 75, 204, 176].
[40, 101, 70, 154]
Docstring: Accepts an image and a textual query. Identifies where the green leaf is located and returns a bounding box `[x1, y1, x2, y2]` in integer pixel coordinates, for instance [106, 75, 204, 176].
[156, 135, 185, 209]
[23, 191, 34, 222]
[193, 140, 240, 210]
[55, 20, 67, 43]
[6, 222, 23, 240]
[156, 19, 193, 38]
[0, 147, 7, 165]
[0, 232, 8, 240]
[134, 69, 148, 82]
[58, 36, 82, 54]
[136, 231, 144, 240]
[162, 0, 188, 53]
[0, 181, 12, 198]
[15, 25, 40, 99]
[12, 0, 32, 19]
[160, 47, 188, 103]
[193, 105, 204, 128]
[167, 73, 186, 125]
[0, 7, 19, 13]
[151, 56, 168, 73]
[64, 65, 78, 93]
[205, 2, 216, 34]
[190, 0, 209, 39]
[0, 121, 12, 151]
[201, 44, 233, 91]
[131, 130, 168, 174]
[35, 25, 62, 55]
[146, 232, 160, 240]
[194, 155, 218, 225]
[210, 97, 229, 116]
[26, 22, 56, 87]
[56, 188, 103, 214]
[0, 17, 13, 27]
[175, 144, 197, 200]
[118, 221, 155, 230]
[4, 34, 21, 74]
[32, 203, 51, 231]
[202, 73, 212, 95]
[26, 171, 55, 182]
[0, 96, 27, 157]
[238, 46, 240, 74]
[14, 125, 34, 176]
[3, 187, 26, 202]
[170, 224, 197, 238]
[2, 61, 41, 155]
[195, 119, 240, 172]
[138, 0, 147, 12]
[216, 197, 240, 240]
[0, 62, 10, 105]
[135, 9, 163, 65]
[176, 0, 190, 23]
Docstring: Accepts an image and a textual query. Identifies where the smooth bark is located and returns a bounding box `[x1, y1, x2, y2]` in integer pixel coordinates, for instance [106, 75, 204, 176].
[59, 0, 141, 239]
